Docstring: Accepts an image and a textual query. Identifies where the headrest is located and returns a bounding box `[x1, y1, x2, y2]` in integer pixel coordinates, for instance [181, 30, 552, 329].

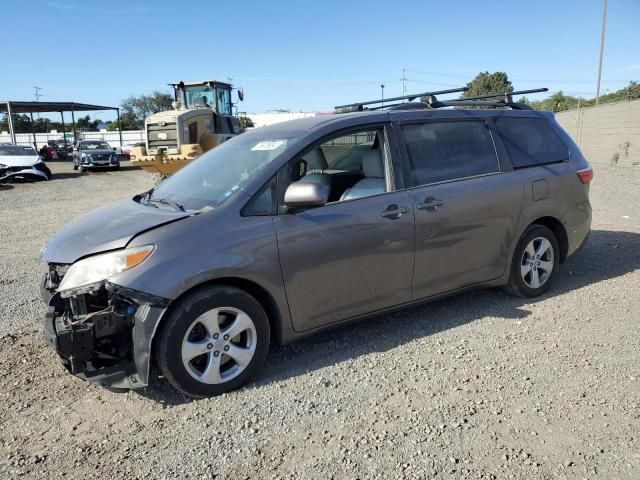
[303, 148, 328, 170]
[362, 150, 384, 178]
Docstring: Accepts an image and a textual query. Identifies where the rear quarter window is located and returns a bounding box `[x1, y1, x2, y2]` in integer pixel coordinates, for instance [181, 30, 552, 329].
[401, 120, 499, 186]
[495, 117, 568, 168]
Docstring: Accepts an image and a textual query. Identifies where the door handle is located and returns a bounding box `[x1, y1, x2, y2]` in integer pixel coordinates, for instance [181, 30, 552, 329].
[381, 205, 408, 218]
[416, 197, 443, 210]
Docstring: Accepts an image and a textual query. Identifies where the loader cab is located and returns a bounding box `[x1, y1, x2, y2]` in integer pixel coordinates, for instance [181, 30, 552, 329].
[173, 81, 233, 116]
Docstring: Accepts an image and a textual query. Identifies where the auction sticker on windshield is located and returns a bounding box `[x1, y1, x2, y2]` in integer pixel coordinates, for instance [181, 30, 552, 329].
[251, 140, 286, 151]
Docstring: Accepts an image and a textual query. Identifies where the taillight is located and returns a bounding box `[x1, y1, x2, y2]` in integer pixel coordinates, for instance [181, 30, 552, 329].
[576, 167, 593, 184]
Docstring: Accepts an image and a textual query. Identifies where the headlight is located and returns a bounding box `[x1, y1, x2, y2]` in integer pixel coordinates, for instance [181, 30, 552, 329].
[58, 245, 155, 293]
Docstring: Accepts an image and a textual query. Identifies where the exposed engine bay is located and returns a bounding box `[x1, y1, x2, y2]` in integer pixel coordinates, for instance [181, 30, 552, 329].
[42, 263, 169, 389]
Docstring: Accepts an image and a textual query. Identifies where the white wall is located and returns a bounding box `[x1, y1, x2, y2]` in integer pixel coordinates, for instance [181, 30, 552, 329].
[0, 130, 144, 149]
[555, 100, 640, 168]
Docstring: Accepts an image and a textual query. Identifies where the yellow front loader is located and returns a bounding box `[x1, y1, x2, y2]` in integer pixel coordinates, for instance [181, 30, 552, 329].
[130, 80, 244, 178]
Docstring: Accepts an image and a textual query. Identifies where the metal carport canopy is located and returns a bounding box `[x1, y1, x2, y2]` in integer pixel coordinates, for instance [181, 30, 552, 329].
[1, 100, 122, 147]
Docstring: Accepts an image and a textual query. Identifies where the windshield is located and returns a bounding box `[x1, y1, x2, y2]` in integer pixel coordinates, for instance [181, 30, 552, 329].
[0, 145, 37, 156]
[147, 131, 297, 210]
[80, 142, 111, 150]
[184, 85, 215, 109]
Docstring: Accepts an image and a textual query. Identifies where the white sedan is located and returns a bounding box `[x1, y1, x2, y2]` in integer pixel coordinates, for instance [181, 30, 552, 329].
[0, 145, 52, 181]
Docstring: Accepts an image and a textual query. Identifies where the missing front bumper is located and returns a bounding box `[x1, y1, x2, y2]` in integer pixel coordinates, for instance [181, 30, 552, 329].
[42, 282, 168, 390]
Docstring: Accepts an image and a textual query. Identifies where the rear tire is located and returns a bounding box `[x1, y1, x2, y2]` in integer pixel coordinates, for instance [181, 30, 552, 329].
[155, 286, 270, 397]
[504, 224, 560, 298]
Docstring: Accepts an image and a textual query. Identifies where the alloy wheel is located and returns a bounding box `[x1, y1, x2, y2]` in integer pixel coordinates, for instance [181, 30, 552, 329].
[181, 307, 257, 384]
[520, 237, 555, 289]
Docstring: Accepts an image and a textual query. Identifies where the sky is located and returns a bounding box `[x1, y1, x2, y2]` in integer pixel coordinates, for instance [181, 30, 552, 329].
[1, 0, 639, 121]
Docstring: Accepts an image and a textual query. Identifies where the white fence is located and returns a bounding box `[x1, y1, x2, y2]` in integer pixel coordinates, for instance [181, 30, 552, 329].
[0, 130, 145, 149]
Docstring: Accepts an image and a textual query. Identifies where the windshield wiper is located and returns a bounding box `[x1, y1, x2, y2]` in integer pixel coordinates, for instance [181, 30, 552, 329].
[147, 197, 186, 212]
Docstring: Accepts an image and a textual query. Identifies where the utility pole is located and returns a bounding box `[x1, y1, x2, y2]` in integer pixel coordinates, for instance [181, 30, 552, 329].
[34, 86, 43, 120]
[401, 68, 407, 96]
[380, 84, 385, 106]
[595, 0, 608, 105]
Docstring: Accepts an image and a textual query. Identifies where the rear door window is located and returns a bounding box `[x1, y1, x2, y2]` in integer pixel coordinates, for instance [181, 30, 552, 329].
[494, 117, 568, 168]
[401, 120, 499, 186]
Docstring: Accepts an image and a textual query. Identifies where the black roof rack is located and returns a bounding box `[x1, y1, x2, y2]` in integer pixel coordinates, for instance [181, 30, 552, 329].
[334, 87, 468, 111]
[335, 87, 548, 113]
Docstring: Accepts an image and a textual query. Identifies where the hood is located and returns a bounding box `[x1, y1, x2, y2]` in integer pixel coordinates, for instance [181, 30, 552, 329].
[0, 154, 40, 167]
[41, 198, 190, 264]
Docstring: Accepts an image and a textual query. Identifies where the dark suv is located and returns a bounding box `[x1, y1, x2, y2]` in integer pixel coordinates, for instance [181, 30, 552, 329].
[40, 89, 592, 397]
[72, 140, 120, 172]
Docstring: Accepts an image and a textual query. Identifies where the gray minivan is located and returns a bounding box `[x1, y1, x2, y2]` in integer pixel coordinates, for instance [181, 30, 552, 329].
[41, 95, 592, 397]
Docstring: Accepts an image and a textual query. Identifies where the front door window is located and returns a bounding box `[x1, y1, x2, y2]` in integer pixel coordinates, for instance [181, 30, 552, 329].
[283, 128, 388, 205]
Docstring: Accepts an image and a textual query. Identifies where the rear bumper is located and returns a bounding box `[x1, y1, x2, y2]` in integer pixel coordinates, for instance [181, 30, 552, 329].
[566, 200, 592, 258]
[43, 282, 168, 390]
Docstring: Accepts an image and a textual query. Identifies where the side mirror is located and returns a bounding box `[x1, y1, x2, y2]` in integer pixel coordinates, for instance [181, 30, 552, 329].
[238, 88, 244, 102]
[113, 147, 117, 151]
[284, 182, 329, 209]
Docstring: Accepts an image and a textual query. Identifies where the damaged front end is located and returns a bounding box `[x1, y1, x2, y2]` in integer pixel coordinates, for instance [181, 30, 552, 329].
[0, 164, 49, 182]
[42, 263, 169, 390]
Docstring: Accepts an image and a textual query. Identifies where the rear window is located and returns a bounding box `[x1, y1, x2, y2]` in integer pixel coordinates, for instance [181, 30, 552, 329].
[401, 120, 499, 186]
[494, 117, 568, 168]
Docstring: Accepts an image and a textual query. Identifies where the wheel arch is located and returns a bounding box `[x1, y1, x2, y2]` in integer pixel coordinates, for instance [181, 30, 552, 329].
[529, 216, 569, 263]
[150, 276, 283, 362]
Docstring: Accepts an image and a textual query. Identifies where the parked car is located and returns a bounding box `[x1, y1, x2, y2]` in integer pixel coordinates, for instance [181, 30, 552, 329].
[72, 140, 120, 172]
[0, 144, 52, 181]
[48, 139, 73, 160]
[120, 142, 146, 160]
[40, 102, 592, 397]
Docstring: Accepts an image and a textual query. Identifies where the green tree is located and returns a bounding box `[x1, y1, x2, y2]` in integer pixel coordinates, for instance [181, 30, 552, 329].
[119, 90, 173, 130]
[74, 115, 102, 130]
[108, 112, 140, 131]
[620, 80, 640, 101]
[463, 71, 513, 98]
[0, 113, 33, 133]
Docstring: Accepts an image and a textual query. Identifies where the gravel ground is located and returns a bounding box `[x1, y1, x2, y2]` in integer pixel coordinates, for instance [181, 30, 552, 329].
[0, 161, 638, 479]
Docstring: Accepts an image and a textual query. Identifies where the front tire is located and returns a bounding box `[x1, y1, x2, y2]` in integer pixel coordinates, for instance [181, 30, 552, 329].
[35, 163, 52, 180]
[155, 286, 270, 397]
[505, 224, 560, 298]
